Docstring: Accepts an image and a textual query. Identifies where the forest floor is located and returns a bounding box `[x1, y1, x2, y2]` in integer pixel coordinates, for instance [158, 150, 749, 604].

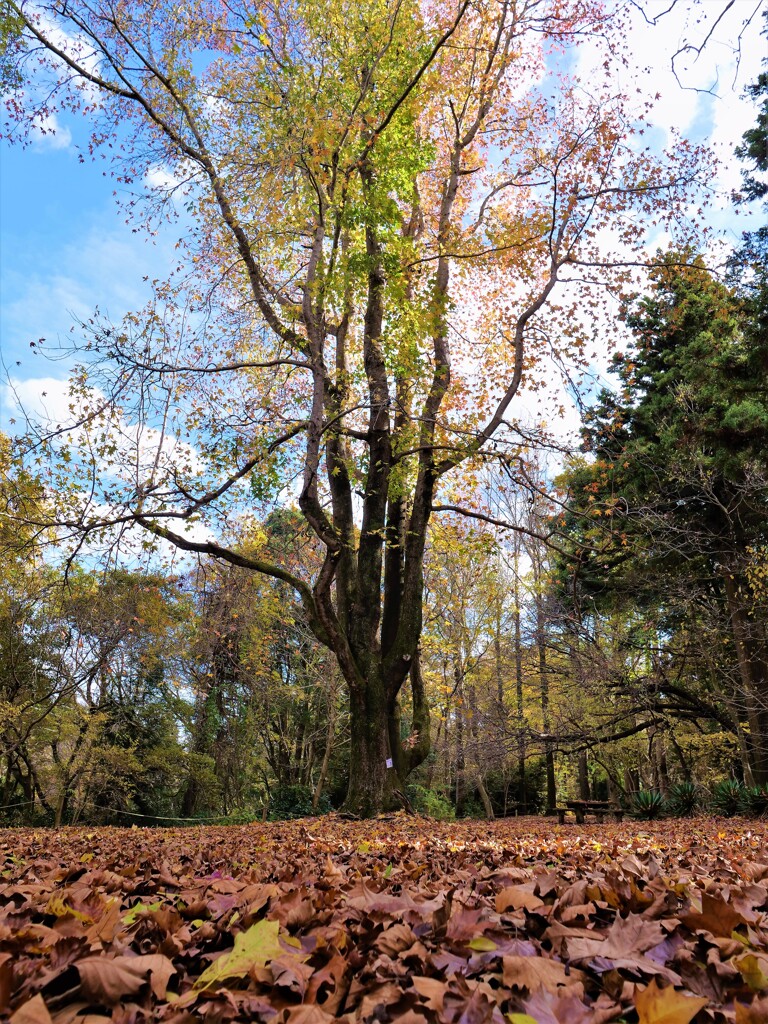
[2, 815, 768, 1023]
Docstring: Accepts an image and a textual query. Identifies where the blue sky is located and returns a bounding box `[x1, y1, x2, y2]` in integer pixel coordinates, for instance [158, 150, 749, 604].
[0, 0, 765, 436]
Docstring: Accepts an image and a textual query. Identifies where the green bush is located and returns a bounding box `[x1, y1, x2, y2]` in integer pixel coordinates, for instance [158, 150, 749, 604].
[741, 784, 768, 817]
[214, 809, 261, 825]
[631, 790, 666, 819]
[710, 779, 746, 817]
[408, 785, 455, 820]
[268, 784, 331, 820]
[666, 782, 699, 816]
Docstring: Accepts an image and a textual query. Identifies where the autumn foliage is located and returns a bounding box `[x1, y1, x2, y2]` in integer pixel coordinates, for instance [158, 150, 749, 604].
[4, 816, 768, 1022]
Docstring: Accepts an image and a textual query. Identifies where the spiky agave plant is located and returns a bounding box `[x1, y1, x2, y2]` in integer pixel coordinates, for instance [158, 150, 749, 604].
[741, 784, 768, 817]
[667, 782, 699, 817]
[631, 790, 666, 820]
[710, 779, 747, 817]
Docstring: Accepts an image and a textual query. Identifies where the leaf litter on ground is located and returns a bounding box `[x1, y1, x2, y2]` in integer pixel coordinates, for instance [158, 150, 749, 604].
[1, 815, 768, 1022]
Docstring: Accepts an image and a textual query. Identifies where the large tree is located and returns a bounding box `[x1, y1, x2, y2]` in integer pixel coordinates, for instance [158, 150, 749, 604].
[4, 0, 705, 814]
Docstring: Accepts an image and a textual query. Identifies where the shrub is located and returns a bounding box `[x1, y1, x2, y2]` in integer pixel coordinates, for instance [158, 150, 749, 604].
[710, 779, 746, 817]
[667, 781, 699, 816]
[268, 784, 331, 820]
[631, 790, 666, 819]
[741, 784, 768, 817]
[408, 785, 455, 820]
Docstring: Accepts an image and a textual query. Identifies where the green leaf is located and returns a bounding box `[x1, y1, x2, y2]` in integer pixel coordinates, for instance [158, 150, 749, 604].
[468, 936, 497, 951]
[123, 900, 164, 925]
[193, 919, 289, 990]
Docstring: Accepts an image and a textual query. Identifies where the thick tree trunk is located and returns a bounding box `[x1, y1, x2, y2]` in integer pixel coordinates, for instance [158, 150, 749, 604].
[343, 676, 404, 816]
[388, 651, 431, 780]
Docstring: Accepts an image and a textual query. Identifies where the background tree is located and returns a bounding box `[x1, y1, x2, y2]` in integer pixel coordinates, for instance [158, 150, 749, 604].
[558, 253, 768, 782]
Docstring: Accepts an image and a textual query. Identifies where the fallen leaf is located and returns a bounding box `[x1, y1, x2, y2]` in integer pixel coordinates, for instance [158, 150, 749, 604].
[634, 978, 708, 1024]
[502, 955, 586, 994]
[194, 918, 293, 990]
[77, 953, 176, 1004]
[10, 995, 54, 1024]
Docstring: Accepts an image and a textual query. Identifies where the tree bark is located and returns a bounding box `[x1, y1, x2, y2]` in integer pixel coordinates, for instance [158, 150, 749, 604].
[578, 749, 590, 801]
[344, 674, 405, 816]
[723, 569, 768, 784]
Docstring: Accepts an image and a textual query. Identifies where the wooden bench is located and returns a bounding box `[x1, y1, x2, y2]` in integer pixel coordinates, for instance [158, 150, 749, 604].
[556, 800, 624, 824]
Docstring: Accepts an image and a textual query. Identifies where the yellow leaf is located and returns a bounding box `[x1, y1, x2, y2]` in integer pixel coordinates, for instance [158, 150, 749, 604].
[193, 919, 297, 990]
[735, 953, 768, 992]
[634, 978, 708, 1024]
[45, 896, 94, 924]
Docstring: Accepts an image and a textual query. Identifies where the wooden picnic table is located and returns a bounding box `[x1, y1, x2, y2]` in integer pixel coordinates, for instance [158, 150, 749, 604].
[556, 799, 624, 825]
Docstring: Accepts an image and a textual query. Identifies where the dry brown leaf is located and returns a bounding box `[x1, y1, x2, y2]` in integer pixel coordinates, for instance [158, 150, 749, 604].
[502, 955, 586, 994]
[566, 913, 665, 963]
[496, 886, 545, 913]
[680, 892, 747, 937]
[76, 953, 176, 1004]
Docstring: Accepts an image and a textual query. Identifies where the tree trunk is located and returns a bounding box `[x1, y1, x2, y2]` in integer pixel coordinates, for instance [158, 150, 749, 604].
[578, 750, 590, 801]
[343, 675, 404, 816]
[537, 597, 556, 813]
[454, 665, 466, 814]
[312, 679, 339, 811]
[514, 587, 526, 811]
[476, 772, 494, 819]
[723, 570, 768, 783]
[388, 650, 431, 780]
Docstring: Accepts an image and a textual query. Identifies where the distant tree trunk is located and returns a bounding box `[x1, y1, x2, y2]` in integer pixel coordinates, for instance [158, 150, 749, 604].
[723, 570, 768, 784]
[667, 730, 692, 784]
[513, 570, 526, 811]
[650, 729, 669, 794]
[468, 681, 494, 819]
[454, 664, 466, 814]
[312, 691, 337, 812]
[537, 598, 556, 813]
[624, 767, 640, 796]
[578, 750, 590, 801]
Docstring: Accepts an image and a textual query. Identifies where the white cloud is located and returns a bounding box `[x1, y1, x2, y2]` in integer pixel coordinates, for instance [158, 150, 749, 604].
[1, 375, 85, 431]
[2, 373, 203, 484]
[145, 164, 184, 192]
[29, 112, 73, 151]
